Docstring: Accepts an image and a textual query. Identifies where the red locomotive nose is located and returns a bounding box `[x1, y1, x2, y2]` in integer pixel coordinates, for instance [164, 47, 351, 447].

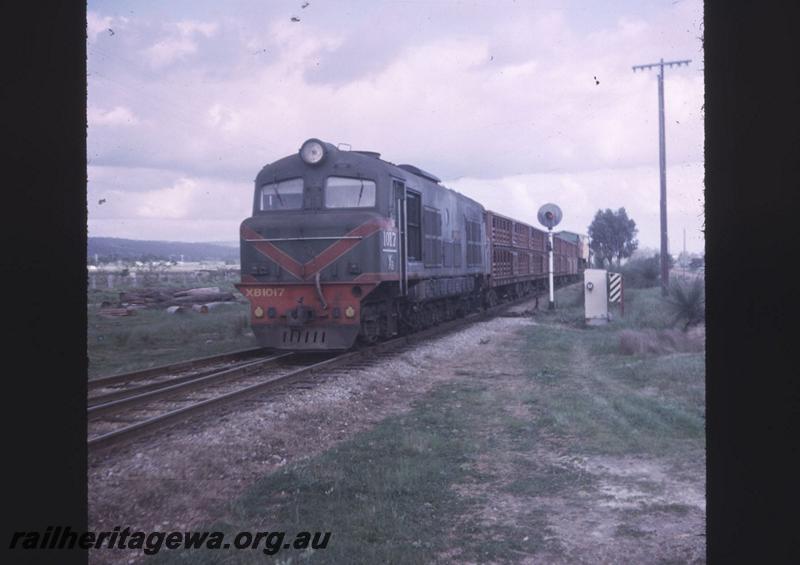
[287, 304, 315, 325]
[235, 281, 378, 349]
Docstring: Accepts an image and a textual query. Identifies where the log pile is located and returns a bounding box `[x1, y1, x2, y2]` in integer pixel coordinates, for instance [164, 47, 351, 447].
[98, 307, 137, 317]
[110, 286, 238, 311]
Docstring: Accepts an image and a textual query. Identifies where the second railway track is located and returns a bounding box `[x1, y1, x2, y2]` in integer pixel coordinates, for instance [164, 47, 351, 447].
[87, 353, 292, 407]
[88, 352, 337, 451]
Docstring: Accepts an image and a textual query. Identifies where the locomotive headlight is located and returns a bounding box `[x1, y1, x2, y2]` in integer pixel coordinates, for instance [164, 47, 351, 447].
[299, 138, 326, 165]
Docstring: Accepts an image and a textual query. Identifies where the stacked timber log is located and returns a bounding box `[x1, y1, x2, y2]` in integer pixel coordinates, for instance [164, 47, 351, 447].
[98, 307, 137, 317]
[172, 287, 235, 304]
[109, 286, 238, 312]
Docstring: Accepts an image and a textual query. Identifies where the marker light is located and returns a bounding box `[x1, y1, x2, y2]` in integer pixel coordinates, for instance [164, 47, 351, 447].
[299, 138, 326, 165]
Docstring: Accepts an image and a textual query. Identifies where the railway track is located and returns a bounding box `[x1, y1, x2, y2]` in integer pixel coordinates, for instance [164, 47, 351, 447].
[88, 354, 287, 407]
[87, 290, 555, 453]
[88, 352, 337, 450]
[88, 346, 269, 392]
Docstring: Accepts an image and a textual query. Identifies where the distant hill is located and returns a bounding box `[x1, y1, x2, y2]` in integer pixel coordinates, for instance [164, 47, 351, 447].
[88, 237, 239, 263]
[205, 241, 240, 248]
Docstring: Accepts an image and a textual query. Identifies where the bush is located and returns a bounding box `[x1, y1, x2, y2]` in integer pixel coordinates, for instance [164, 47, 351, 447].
[665, 277, 705, 330]
[619, 253, 673, 289]
[618, 328, 705, 355]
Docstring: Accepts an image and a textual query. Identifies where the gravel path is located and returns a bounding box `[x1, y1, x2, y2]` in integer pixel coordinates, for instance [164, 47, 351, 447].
[88, 319, 519, 564]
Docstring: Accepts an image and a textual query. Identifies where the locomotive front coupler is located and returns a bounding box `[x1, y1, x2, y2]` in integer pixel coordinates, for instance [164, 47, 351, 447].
[285, 304, 317, 325]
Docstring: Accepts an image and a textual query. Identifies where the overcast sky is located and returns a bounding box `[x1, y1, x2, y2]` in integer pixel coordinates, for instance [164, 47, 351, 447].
[87, 0, 704, 254]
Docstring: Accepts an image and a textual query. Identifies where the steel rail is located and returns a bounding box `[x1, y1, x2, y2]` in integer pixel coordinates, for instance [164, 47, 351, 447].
[88, 346, 269, 389]
[87, 362, 261, 406]
[88, 352, 356, 451]
[87, 353, 293, 418]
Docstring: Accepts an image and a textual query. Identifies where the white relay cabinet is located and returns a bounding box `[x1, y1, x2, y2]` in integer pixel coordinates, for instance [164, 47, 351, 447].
[584, 269, 609, 325]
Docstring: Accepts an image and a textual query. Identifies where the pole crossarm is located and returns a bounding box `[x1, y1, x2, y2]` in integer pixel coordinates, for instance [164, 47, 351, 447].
[632, 59, 691, 72]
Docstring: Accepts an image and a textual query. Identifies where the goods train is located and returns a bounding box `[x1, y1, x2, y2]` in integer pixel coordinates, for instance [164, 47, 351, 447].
[236, 138, 587, 350]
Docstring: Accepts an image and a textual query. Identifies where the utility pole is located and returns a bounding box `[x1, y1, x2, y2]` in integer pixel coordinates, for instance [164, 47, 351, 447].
[632, 58, 691, 296]
[683, 227, 687, 276]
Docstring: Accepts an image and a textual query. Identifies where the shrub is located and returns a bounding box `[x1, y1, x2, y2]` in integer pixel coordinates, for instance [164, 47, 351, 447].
[619, 256, 660, 288]
[620, 253, 675, 289]
[665, 277, 705, 330]
[618, 328, 705, 355]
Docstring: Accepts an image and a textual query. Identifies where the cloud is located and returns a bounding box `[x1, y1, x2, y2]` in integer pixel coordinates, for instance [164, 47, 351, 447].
[87, 11, 129, 43]
[87, 0, 704, 248]
[143, 19, 219, 69]
[90, 4, 703, 178]
[88, 166, 251, 231]
[88, 218, 243, 242]
[144, 36, 198, 68]
[207, 103, 242, 134]
[87, 12, 113, 43]
[175, 20, 218, 38]
[88, 106, 140, 126]
[447, 160, 705, 254]
[135, 178, 197, 219]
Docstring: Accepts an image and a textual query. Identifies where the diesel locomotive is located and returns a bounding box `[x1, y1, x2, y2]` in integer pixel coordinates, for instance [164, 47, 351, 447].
[236, 138, 583, 350]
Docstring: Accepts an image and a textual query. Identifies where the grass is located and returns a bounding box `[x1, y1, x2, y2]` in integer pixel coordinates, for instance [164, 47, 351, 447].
[515, 312, 704, 456]
[87, 281, 256, 378]
[153, 382, 496, 564]
[537, 283, 680, 330]
[147, 281, 704, 563]
[153, 376, 589, 563]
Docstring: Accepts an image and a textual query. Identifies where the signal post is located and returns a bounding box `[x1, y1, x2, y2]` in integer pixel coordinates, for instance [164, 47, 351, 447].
[537, 203, 563, 310]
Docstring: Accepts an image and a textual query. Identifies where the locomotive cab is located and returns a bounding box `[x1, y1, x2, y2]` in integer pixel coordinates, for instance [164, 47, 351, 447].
[236, 139, 400, 350]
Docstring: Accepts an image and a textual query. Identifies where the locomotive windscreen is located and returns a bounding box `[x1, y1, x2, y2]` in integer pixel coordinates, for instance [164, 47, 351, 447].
[324, 177, 376, 208]
[260, 178, 303, 210]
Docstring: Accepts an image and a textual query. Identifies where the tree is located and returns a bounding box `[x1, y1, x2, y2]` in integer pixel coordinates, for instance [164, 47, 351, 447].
[587, 208, 639, 267]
